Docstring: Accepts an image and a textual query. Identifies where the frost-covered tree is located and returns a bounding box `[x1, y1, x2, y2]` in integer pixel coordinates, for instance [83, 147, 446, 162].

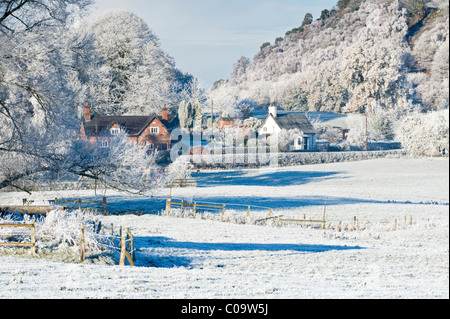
[370, 109, 396, 140]
[70, 132, 164, 193]
[0, 3, 168, 193]
[399, 109, 449, 156]
[231, 56, 250, 81]
[71, 10, 194, 116]
[210, 0, 447, 119]
[340, 1, 416, 116]
[178, 101, 194, 130]
[301, 13, 314, 26]
[0, 0, 92, 34]
[193, 103, 203, 131]
[0, 1, 92, 192]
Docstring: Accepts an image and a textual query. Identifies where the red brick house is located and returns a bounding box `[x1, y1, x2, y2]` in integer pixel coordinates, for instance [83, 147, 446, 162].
[80, 104, 179, 151]
[217, 115, 234, 129]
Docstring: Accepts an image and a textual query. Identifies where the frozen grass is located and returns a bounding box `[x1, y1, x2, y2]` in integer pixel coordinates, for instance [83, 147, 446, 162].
[0, 210, 115, 265]
[0, 158, 448, 298]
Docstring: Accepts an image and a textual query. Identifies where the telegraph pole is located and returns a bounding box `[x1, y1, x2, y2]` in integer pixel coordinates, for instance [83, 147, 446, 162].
[211, 100, 214, 128]
[365, 112, 368, 152]
[211, 100, 214, 141]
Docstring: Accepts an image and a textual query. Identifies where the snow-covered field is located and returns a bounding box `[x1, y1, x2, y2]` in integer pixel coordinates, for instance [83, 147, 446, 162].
[0, 157, 448, 299]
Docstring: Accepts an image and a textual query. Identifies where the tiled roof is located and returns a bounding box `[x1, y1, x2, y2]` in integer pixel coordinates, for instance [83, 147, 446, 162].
[84, 114, 178, 136]
[274, 113, 317, 134]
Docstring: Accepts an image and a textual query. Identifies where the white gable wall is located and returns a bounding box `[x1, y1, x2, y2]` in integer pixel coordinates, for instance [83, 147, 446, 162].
[259, 115, 281, 136]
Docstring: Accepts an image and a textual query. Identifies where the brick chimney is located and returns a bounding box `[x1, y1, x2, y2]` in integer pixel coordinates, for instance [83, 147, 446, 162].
[84, 102, 91, 122]
[162, 104, 168, 121]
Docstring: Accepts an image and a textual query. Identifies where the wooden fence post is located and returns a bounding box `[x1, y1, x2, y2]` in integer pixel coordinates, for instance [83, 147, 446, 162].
[111, 223, 114, 245]
[78, 198, 82, 210]
[127, 229, 135, 262]
[166, 197, 171, 213]
[119, 234, 126, 266]
[222, 204, 226, 218]
[193, 202, 197, 214]
[80, 226, 86, 262]
[103, 197, 107, 216]
[119, 232, 135, 267]
[30, 221, 36, 255]
[394, 219, 397, 231]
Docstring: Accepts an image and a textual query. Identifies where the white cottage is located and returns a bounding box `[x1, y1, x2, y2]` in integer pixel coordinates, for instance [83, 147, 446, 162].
[258, 104, 317, 151]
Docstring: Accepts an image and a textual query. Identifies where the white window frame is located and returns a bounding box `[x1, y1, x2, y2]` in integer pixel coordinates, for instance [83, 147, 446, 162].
[111, 128, 120, 136]
[100, 140, 109, 148]
[150, 127, 159, 134]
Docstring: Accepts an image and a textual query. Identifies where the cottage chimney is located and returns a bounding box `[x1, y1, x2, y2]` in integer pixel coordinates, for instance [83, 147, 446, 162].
[84, 102, 91, 122]
[269, 104, 277, 118]
[162, 104, 168, 121]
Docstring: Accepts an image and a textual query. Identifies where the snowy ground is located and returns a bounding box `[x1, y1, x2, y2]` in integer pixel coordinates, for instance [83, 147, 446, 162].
[0, 157, 448, 299]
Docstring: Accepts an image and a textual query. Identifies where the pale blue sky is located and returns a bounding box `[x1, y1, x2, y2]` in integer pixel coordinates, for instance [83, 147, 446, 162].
[87, 0, 338, 88]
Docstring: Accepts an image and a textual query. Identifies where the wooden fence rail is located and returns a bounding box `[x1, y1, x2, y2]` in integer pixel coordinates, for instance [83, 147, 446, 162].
[170, 178, 197, 188]
[49, 197, 107, 215]
[0, 222, 36, 254]
[166, 197, 329, 228]
[276, 204, 327, 229]
[0, 205, 57, 215]
[166, 197, 226, 216]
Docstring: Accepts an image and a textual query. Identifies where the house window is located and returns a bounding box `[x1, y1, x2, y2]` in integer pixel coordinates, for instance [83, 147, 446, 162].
[162, 143, 168, 151]
[148, 144, 154, 150]
[111, 128, 120, 135]
[100, 140, 109, 148]
[150, 127, 159, 134]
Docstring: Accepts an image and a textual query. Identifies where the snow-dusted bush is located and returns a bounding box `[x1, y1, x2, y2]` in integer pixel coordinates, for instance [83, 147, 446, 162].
[0, 210, 114, 264]
[162, 207, 271, 226]
[399, 110, 449, 156]
[370, 109, 396, 141]
[166, 156, 193, 181]
[268, 129, 303, 152]
[344, 114, 367, 148]
[37, 210, 102, 254]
